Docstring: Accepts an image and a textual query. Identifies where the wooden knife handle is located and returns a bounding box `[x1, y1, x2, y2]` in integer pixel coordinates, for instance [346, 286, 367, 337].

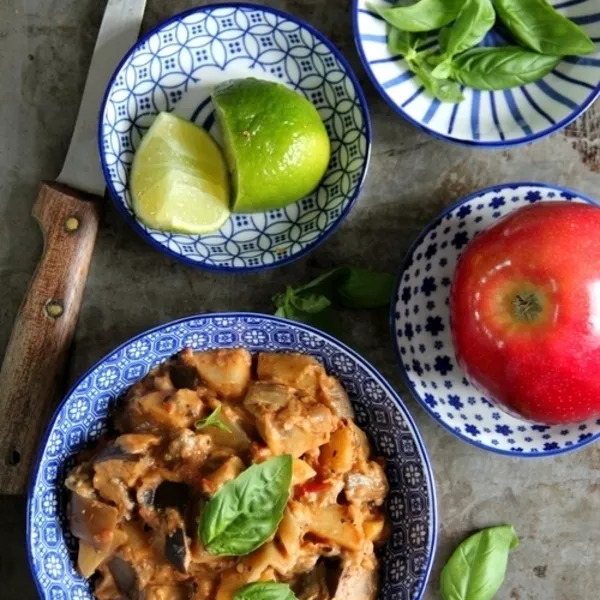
[0, 182, 102, 494]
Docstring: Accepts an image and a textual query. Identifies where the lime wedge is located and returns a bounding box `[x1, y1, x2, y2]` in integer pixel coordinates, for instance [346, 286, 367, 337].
[212, 78, 331, 213]
[130, 112, 230, 234]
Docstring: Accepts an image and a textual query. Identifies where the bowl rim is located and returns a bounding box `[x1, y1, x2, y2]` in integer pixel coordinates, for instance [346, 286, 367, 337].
[98, 2, 372, 273]
[352, 1, 600, 149]
[27, 311, 438, 600]
[390, 181, 600, 457]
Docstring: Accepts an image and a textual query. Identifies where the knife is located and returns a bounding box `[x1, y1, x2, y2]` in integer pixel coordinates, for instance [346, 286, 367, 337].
[0, 0, 147, 495]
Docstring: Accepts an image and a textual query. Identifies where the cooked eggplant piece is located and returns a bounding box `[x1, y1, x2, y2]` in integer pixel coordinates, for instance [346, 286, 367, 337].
[69, 492, 119, 551]
[93, 454, 153, 515]
[165, 526, 191, 573]
[257, 353, 324, 396]
[344, 462, 388, 506]
[331, 563, 378, 600]
[77, 528, 127, 578]
[108, 556, 139, 599]
[294, 561, 331, 600]
[169, 361, 199, 390]
[255, 398, 333, 457]
[181, 348, 252, 399]
[319, 375, 354, 419]
[153, 481, 190, 512]
[244, 381, 294, 413]
[124, 389, 205, 431]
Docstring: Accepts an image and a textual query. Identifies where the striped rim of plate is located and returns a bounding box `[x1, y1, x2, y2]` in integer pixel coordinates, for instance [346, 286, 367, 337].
[353, 0, 600, 147]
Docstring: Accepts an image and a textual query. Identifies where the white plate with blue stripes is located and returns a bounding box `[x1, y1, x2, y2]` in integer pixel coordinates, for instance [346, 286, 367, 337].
[353, 0, 600, 147]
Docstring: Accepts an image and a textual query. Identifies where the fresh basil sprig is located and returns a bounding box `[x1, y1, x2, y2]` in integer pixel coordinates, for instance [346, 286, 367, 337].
[368, 0, 463, 32]
[450, 47, 561, 90]
[409, 57, 465, 103]
[195, 405, 231, 433]
[273, 266, 394, 335]
[199, 455, 292, 556]
[493, 0, 595, 56]
[441, 525, 519, 600]
[431, 0, 495, 79]
[233, 582, 298, 600]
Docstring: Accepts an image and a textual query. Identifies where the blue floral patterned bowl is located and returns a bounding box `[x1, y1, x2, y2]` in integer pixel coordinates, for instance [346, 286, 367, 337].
[392, 183, 600, 456]
[27, 313, 436, 600]
[99, 3, 370, 271]
[353, 0, 600, 147]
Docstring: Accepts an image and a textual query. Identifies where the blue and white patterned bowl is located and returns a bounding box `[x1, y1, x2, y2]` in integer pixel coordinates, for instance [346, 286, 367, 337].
[354, 0, 600, 147]
[392, 183, 600, 457]
[99, 4, 370, 271]
[27, 313, 437, 600]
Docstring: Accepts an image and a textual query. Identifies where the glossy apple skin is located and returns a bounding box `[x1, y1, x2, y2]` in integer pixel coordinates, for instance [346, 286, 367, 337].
[450, 201, 600, 425]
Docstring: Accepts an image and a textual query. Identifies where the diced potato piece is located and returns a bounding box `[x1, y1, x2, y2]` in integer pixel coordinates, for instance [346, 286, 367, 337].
[363, 517, 385, 542]
[257, 353, 324, 396]
[126, 389, 204, 431]
[275, 508, 301, 559]
[244, 381, 294, 413]
[320, 424, 354, 475]
[202, 456, 245, 494]
[292, 458, 317, 486]
[319, 374, 354, 419]
[184, 348, 251, 399]
[203, 403, 251, 451]
[305, 504, 362, 551]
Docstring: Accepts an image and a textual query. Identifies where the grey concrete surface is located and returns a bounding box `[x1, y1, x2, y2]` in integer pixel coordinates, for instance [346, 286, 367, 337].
[1, 1, 599, 598]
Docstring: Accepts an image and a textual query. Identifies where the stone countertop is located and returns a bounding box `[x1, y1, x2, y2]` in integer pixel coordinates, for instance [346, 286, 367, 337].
[1, 1, 599, 598]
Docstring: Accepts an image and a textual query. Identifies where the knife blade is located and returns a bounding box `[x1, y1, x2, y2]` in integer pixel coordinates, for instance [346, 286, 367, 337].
[0, 0, 147, 495]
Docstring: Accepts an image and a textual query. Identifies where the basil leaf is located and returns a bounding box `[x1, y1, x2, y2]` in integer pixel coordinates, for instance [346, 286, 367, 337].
[431, 0, 495, 78]
[441, 525, 519, 600]
[290, 292, 331, 314]
[409, 56, 465, 103]
[368, 0, 464, 32]
[450, 47, 561, 90]
[195, 405, 231, 433]
[438, 27, 451, 53]
[200, 455, 292, 556]
[493, 0, 595, 56]
[234, 582, 298, 600]
[387, 25, 420, 59]
[333, 268, 395, 308]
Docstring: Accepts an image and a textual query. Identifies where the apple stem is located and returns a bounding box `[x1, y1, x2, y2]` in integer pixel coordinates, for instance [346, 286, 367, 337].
[512, 292, 543, 323]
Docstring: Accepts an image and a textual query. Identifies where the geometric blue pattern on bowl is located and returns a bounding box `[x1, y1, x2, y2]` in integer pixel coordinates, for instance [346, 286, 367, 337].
[354, 0, 600, 147]
[27, 313, 437, 600]
[99, 4, 371, 271]
[392, 183, 600, 456]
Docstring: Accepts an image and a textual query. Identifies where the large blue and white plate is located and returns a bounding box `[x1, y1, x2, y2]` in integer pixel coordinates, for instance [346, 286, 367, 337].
[99, 4, 370, 271]
[354, 0, 600, 147]
[392, 183, 600, 457]
[27, 313, 437, 600]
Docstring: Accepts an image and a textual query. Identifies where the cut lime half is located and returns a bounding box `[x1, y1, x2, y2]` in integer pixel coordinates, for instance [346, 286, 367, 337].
[130, 112, 230, 234]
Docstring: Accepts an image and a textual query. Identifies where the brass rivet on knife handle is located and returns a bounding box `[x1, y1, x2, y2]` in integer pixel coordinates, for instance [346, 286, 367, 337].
[65, 216, 80, 233]
[0, 182, 102, 494]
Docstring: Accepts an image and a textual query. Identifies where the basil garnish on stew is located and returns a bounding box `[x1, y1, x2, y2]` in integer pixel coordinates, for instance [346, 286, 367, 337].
[441, 525, 519, 600]
[233, 582, 299, 600]
[199, 455, 293, 556]
[195, 404, 231, 433]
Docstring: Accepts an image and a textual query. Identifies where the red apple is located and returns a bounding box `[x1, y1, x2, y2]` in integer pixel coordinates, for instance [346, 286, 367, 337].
[450, 201, 600, 425]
